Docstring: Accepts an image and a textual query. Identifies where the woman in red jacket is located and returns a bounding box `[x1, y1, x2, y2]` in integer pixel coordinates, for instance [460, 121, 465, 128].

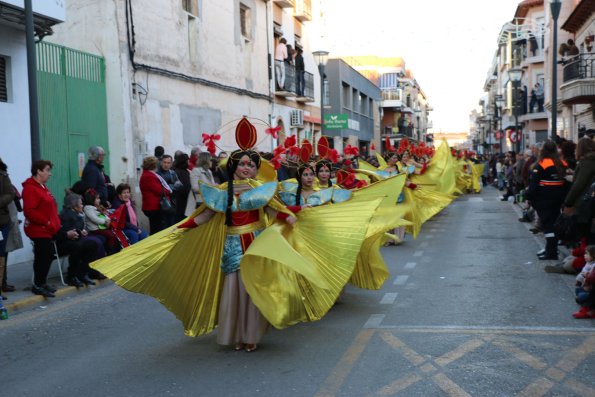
[22, 160, 61, 298]
[139, 156, 172, 234]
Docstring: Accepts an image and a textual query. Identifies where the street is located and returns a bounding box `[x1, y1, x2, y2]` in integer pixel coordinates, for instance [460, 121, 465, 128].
[2, 187, 595, 397]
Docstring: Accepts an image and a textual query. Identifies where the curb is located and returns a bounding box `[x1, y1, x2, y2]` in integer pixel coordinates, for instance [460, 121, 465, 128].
[3, 280, 110, 314]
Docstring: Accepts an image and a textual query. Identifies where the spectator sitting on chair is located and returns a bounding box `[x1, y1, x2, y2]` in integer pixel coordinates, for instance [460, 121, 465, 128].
[83, 189, 120, 255]
[57, 193, 105, 287]
[111, 183, 148, 244]
[22, 160, 61, 298]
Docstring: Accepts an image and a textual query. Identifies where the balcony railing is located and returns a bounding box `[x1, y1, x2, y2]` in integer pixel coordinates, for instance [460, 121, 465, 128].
[381, 89, 403, 101]
[563, 53, 595, 83]
[296, 71, 314, 102]
[273, 0, 295, 8]
[275, 63, 296, 97]
[294, 0, 312, 22]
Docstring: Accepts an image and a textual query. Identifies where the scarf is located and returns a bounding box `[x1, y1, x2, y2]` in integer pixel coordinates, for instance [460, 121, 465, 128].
[152, 171, 173, 193]
[126, 200, 138, 227]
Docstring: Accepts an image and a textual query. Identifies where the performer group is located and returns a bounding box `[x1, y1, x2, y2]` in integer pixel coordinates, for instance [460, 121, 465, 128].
[91, 117, 484, 352]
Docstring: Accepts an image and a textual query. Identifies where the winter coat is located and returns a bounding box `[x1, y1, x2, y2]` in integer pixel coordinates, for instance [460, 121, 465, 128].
[5, 201, 23, 252]
[81, 160, 108, 204]
[185, 167, 215, 216]
[0, 170, 15, 225]
[140, 170, 169, 212]
[564, 152, 595, 208]
[22, 177, 61, 239]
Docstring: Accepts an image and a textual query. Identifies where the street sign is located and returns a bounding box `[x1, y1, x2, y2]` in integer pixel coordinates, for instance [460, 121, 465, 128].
[324, 114, 348, 129]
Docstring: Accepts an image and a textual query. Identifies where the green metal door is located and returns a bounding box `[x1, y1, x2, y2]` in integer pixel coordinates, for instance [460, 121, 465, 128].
[36, 42, 108, 207]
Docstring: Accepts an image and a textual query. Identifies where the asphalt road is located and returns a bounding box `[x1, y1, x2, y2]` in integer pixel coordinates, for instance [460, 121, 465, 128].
[2, 186, 594, 397]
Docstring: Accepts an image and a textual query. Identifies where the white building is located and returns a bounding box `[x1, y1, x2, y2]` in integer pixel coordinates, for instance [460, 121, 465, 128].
[0, 0, 65, 264]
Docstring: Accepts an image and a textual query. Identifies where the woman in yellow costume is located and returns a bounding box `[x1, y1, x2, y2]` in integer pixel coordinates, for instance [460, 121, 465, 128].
[92, 118, 382, 352]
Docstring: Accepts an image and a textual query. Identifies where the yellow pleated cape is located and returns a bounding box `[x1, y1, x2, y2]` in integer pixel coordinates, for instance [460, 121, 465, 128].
[240, 197, 383, 328]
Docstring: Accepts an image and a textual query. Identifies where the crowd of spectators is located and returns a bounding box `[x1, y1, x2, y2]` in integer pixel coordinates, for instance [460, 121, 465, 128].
[487, 130, 595, 318]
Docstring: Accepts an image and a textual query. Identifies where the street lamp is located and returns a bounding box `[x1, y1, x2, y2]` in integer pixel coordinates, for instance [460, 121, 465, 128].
[550, 0, 562, 139]
[509, 68, 523, 153]
[495, 94, 505, 153]
[413, 106, 421, 141]
[313, 50, 329, 141]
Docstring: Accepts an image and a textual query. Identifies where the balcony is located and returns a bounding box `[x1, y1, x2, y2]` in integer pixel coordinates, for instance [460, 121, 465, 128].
[294, 0, 312, 22]
[273, 0, 295, 8]
[275, 64, 297, 97]
[295, 71, 315, 102]
[561, 53, 595, 105]
[380, 89, 403, 108]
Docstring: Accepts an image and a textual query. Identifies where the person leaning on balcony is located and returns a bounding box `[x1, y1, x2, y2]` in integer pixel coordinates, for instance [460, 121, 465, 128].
[274, 38, 288, 90]
[295, 47, 305, 97]
[534, 83, 544, 112]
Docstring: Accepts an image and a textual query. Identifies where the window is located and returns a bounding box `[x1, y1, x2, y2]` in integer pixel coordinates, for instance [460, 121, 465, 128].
[0, 56, 8, 103]
[240, 4, 251, 41]
[182, 0, 198, 16]
[342, 83, 350, 109]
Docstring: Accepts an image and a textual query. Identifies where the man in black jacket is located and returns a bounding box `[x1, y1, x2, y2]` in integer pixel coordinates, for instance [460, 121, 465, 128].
[81, 146, 109, 206]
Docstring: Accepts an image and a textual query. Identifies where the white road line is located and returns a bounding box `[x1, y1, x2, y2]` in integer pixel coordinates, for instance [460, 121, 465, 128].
[404, 262, 417, 269]
[469, 197, 484, 202]
[420, 241, 429, 248]
[364, 314, 385, 329]
[425, 234, 433, 239]
[413, 251, 424, 257]
[393, 275, 409, 285]
[380, 293, 398, 304]
[366, 324, 595, 333]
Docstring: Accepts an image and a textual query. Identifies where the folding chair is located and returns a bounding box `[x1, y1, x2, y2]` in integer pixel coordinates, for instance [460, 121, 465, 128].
[30, 241, 67, 286]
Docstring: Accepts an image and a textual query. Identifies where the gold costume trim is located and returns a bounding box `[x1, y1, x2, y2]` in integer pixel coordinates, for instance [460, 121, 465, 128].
[227, 221, 265, 235]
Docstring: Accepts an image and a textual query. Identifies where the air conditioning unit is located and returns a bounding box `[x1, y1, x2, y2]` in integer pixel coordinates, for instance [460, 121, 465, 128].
[290, 109, 304, 126]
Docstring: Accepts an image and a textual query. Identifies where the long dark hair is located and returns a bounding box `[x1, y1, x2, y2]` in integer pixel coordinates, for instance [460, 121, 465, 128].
[539, 140, 566, 179]
[315, 160, 333, 187]
[225, 149, 261, 226]
[296, 163, 315, 206]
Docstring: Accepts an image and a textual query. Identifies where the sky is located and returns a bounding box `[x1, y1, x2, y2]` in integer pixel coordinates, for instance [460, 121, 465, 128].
[316, 0, 525, 133]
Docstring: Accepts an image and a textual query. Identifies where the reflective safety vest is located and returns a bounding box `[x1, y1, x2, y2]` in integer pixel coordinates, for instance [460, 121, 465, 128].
[537, 158, 566, 187]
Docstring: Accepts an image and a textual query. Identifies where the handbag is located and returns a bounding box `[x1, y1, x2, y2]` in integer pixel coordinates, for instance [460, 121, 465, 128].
[160, 187, 175, 214]
[554, 213, 578, 243]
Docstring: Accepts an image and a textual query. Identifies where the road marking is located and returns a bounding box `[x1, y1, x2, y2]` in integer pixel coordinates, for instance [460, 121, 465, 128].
[404, 262, 417, 269]
[434, 339, 485, 367]
[314, 329, 375, 397]
[393, 275, 409, 285]
[363, 314, 385, 329]
[432, 373, 472, 397]
[370, 373, 423, 396]
[468, 197, 483, 202]
[413, 251, 424, 257]
[379, 331, 425, 365]
[516, 377, 554, 397]
[420, 241, 429, 248]
[425, 234, 433, 239]
[564, 379, 595, 397]
[491, 338, 547, 370]
[554, 335, 595, 372]
[365, 324, 595, 335]
[380, 293, 398, 305]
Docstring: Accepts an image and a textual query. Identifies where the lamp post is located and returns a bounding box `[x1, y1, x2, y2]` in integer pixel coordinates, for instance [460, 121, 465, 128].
[313, 50, 329, 144]
[486, 110, 494, 154]
[495, 95, 505, 153]
[550, 0, 562, 139]
[509, 68, 523, 153]
[414, 106, 421, 141]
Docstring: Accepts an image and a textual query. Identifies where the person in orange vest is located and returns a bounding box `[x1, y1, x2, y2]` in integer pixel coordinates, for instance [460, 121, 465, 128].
[525, 141, 569, 260]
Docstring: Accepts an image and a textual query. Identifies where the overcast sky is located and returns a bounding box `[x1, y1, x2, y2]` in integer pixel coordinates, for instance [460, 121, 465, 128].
[316, 0, 525, 133]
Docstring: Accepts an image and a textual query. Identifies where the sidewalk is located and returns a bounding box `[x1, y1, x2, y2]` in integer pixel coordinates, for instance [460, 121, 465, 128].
[1, 258, 108, 314]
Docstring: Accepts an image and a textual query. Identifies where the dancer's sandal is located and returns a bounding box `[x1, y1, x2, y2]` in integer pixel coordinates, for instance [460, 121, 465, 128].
[244, 344, 257, 352]
[234, 343, 245, 351]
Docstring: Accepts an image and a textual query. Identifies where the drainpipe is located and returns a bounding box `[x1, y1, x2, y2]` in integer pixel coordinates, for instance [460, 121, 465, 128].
[25, 0, 41, 161]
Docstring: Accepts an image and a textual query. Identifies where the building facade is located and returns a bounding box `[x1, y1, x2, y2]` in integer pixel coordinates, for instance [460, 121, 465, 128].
[0, 1, 65, 264]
